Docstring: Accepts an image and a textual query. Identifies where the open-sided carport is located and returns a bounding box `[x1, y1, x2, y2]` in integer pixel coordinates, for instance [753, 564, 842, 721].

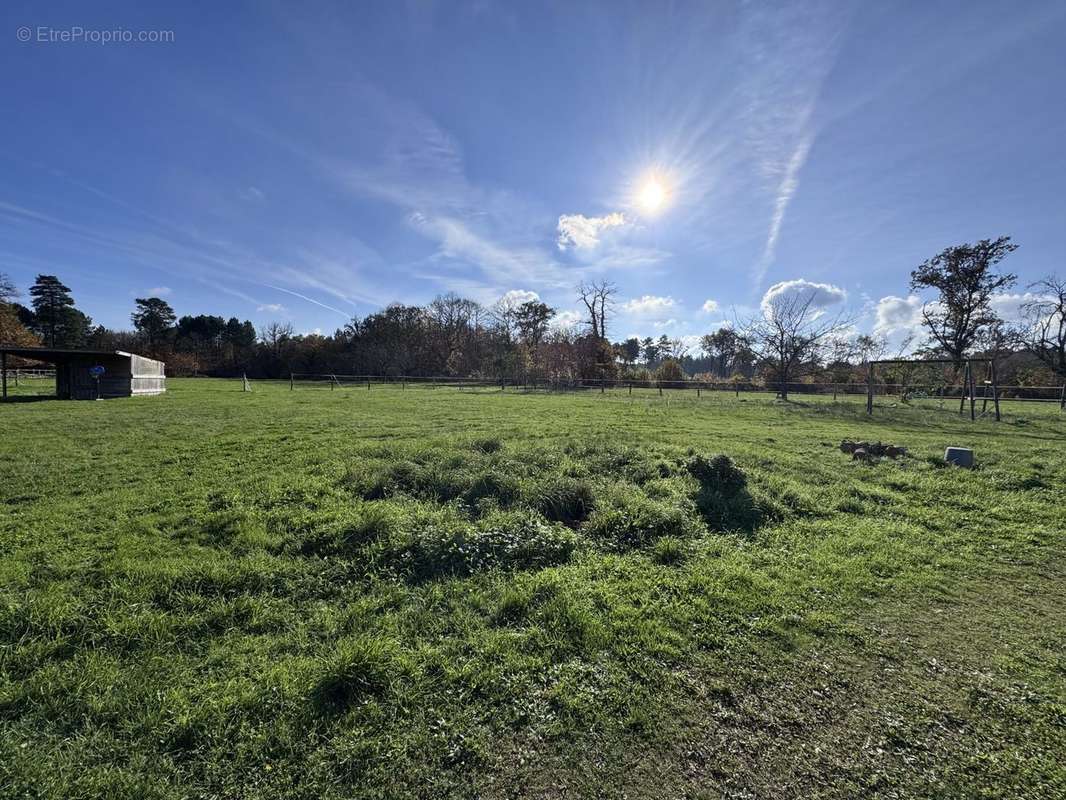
[0, 347, 166, 401]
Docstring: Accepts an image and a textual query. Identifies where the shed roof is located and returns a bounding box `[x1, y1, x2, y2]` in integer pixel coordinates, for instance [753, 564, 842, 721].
[0, 346, 159, 362]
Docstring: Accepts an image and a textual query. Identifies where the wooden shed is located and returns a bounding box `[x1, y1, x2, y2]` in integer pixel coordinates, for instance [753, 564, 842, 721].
[1, 347, 166, 400]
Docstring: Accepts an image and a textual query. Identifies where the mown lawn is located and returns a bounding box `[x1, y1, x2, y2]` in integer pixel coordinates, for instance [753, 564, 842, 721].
[1, 379, 1064, 799]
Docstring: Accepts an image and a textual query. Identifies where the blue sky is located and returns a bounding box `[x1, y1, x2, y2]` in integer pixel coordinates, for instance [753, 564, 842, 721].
[2, 1, 1065, 349]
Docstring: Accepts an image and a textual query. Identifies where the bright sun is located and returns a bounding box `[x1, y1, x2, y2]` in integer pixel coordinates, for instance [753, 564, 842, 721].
[636, 176, 668, 214]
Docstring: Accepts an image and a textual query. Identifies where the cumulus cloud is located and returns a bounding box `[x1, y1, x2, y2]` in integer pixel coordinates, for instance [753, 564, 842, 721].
[145, 286, 172, 297]
[497, 289, 539, 308]
[989, 292, 1043, 322]
[701, 299, 720, 314]
[760, 279, 846, 316]
[622, 295, 677, 316]
[678, 334, 705, 355]
[556, 212, 627, 250]
[872, 295, 924, 335]
[257, 303, 286, 313]
[653, 319, 678, 329]
[551, 309, 583, 330]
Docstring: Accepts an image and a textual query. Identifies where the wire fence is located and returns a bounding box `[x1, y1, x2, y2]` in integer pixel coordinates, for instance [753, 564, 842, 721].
[1, 368, 57, 398]
[286, 373, 1066, 407]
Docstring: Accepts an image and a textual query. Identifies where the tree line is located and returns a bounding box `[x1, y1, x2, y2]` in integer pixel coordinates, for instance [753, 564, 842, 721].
[1, 236, 1064, 392]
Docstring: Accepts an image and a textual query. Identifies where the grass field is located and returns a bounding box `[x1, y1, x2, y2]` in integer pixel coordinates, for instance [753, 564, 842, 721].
[2, 379, 1064, 798]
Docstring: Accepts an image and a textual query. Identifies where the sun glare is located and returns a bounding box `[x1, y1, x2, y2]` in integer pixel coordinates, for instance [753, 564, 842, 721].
[636, 175, 668, 214]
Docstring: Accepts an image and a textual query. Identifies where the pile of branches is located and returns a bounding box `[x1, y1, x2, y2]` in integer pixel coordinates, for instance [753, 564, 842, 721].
[840, 440, 908, 461]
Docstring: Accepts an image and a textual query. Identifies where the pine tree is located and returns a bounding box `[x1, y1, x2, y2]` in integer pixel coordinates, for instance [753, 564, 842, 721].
[29, 275, 77, 347]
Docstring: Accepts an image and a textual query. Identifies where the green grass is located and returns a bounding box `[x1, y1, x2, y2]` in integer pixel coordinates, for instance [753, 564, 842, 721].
[1, 379, 1064, 798]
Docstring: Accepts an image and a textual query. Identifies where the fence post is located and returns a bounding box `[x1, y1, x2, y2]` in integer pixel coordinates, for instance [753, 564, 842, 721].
[1060, 383, 1065, 411]
[659, 385, 663, 397]
[600, 381, 604, 394]
[968, 362, 976, 421]
[697, 385, 701, 398]
[866, 363, 874, 414]
[958, 362, 968, 415]
[14, 368, 19, 388]
[289, 373, 293, 391]
[1, 352, 7, 401]
[990, 360, 1001, 422]
[367, 378, 371, 391]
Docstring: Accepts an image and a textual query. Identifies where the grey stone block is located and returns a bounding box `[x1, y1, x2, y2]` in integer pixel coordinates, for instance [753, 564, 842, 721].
[944, 447, 974, 468]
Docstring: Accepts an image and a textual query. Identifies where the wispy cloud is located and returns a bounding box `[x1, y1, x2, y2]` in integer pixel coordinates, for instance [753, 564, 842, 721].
[410, 213, 570, 290]
[556, 212, 627, 250]
[737, 3, 846, 288]
[756, 133, 813, 284]
[145, 286, 171, 297]
[262, 284, 350, 318]
[257, 303, 286, 313]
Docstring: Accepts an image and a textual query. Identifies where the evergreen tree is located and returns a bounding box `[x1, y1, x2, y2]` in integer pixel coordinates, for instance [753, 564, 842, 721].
[29, 275, 77, 347]
[132, 297, 177, 348]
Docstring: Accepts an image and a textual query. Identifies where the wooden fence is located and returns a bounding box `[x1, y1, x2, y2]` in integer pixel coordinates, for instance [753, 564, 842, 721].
[287, 373, 1066, 409]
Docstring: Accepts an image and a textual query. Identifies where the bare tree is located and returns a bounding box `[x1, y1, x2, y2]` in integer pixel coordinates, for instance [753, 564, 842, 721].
[910, 236, 1017, 365]
[428, 292, 480, 369]
[576, 280, 617, 339]
[740, 293, 853, 401]
[1020, 275, 1066, 379]
[668, 337, 690, 360]
[854, 333, 887, 364]
[260, 321, 295, 355]
[490, 293, 524, 342]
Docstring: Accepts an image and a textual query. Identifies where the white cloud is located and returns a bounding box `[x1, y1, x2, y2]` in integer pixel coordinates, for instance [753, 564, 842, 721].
[989, 292, 1043, 322]
[257, 303, 286, 313]
[761, 279, 846, 316]
[145, 286, 171, 297]
[756, 135, 813, 284]
[622, 295, 677, 316]
[551, 310, 583, 330]
[701, 299, 720, 314]
[678, 334, 705, 355]
[653, 319, 678, 329]
[872, 295, 924, 335]
[412, 214, 569, 289]
[497, 289, 539, 308]
[241, 186, 265, 201]
[556, 212, 627, 250]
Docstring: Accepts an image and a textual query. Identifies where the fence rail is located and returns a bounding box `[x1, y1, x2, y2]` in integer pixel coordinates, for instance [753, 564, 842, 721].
[287, 373, 1066, 407]
[1, 368, 56, 385]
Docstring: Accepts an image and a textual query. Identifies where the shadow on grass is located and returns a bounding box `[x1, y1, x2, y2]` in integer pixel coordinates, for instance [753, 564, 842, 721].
[686, 454, 764, 534]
